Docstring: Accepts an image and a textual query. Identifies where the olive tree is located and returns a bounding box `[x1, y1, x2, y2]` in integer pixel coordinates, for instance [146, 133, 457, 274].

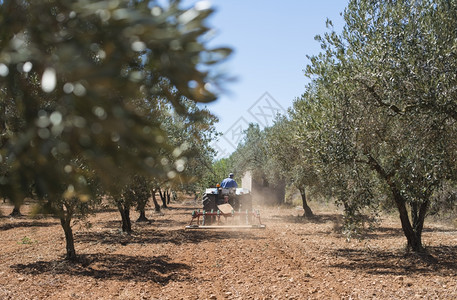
[155, 98, 219, 203]
[265, 115, 317, 217]
[299, 0, 457, 251]
[0, 0, 231, 259]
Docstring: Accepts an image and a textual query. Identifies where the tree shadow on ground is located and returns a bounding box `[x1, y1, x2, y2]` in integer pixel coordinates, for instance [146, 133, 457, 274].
[11, 253, 190, 284]
[182, 229, 266, 244]
[75, 228, 265, 246]
[149, 218, 189, 227]
[92, 207, 119, 214]
[97, 220, 123, 229]
[359, 227, 404, 239]
[97, 218, 189, 231]
[333, 224, 452, 240]
[268, 213, 343, 225]
[163, 205, 198, 212]
[330, 245, 457, 276]
[423, 227, 457, 234]
[0, 221, 59, 231]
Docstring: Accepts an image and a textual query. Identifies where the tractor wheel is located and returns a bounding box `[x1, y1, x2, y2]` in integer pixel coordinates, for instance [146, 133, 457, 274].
[230, 195, 240, 211]
[202, 194, 217, 211]
[202, 194, 217, 224]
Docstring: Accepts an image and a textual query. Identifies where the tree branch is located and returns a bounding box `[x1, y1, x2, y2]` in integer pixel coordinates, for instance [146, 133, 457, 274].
[357, 80, 403, 115]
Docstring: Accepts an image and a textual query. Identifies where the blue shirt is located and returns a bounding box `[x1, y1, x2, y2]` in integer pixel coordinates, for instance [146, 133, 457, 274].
[220, 177, 238, 188]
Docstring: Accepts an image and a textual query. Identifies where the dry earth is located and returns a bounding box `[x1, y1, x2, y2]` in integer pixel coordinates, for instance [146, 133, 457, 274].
[1, 200, 456, 299]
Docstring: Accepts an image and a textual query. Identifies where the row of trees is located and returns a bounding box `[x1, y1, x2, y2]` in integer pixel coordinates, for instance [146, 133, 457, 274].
[226, 0, 457, 253]
[0, 0, 229, 259]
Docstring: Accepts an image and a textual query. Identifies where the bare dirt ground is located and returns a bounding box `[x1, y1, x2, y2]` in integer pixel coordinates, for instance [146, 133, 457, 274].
[1, 199, 456, 300]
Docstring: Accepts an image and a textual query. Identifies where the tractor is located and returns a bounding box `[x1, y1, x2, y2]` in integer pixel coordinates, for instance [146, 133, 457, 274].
[185, 187, 265, 229]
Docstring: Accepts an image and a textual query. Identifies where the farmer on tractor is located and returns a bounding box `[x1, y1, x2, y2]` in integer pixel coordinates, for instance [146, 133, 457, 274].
[220, 173, 238, 188]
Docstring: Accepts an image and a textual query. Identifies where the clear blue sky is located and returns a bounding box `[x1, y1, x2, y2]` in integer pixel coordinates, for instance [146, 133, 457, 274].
[188, 1, 349, 158]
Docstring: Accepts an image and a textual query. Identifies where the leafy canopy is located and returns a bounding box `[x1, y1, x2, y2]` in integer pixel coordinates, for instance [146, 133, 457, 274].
[0, 0, 231, 203]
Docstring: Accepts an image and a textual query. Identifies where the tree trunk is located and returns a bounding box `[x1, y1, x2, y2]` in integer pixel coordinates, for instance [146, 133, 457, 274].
[9, 199, 23, 217]
[366, 154, 425, 252]
[158, 188, 168, 208]
[60, 214, 77, 260]
[118, 205, 132, 233]
[386, 179, 426, 252]
[411, 200, 429, 248]
[395, 195, 424, 252]
[166, 190, 171, 205]
[136, 209, 149, 222]
[10, 205, 22, 217]
[299, 186, 313, 218]
[151, 191, 161, 212]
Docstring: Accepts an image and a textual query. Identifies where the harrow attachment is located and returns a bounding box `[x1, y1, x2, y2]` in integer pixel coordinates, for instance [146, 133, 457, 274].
[185, 204, 266, 229]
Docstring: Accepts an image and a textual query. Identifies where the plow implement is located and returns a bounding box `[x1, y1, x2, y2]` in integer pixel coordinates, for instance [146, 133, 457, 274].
[185, 203, 266, 229]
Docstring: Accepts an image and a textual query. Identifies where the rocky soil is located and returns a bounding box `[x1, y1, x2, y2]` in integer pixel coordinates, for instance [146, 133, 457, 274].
[1, 200, 456, 299]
